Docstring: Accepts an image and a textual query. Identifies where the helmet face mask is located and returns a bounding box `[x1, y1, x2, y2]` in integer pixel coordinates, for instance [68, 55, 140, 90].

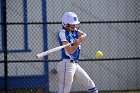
[61, 12, 80, 28]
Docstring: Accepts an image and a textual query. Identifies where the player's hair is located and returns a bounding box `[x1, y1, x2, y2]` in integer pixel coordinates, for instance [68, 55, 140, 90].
[62, 23, 70, 29]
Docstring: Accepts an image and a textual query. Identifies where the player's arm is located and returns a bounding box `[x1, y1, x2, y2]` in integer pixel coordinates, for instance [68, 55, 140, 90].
[63, 30, 87, 54]
[62, 39, 82, 54]
[77, 30, 87, 42]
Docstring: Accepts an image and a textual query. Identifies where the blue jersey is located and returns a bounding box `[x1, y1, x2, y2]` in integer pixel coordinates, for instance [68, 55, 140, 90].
[58, 29, 81, 60]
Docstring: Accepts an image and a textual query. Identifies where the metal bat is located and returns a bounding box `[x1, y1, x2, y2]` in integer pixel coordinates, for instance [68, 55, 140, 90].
[36, 43, 73, 59]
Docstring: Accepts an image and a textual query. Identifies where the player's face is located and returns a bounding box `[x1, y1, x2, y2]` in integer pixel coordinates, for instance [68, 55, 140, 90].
[68, 24, 77, 31]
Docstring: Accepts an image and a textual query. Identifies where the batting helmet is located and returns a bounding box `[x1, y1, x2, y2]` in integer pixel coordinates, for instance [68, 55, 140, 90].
[61, 12, 80, 28]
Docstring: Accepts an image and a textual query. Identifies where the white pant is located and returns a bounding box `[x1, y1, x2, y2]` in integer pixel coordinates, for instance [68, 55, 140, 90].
[57, 59, 97, 93]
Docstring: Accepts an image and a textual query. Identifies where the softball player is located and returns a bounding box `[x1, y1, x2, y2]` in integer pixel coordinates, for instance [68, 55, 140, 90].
[57, 12, 98, 93]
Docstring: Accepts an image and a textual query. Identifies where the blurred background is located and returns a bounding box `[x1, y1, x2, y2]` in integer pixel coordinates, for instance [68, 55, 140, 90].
[0, 0, 140, 93]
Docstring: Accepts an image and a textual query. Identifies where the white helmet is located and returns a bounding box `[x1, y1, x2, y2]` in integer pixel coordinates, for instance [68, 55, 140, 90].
[61, 12, 80, 28]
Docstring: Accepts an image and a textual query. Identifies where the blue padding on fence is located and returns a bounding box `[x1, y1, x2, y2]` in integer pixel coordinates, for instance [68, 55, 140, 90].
[8, 75, 48, 89]
[1, 0, 4, 50]
[0, 75, 48, 89]
[0, 0, 31, 53]
[0, 77, 4, 89]
[0, 0, 49, 91]
[42, 0, 49, 92]
[23, 0, 29, 50]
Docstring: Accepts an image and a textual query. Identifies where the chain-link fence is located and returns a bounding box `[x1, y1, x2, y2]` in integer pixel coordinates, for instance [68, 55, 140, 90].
[0, 0, 140, 93]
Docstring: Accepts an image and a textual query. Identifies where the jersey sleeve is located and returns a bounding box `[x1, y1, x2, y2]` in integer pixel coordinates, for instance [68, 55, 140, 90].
[59, 30, 67, 41]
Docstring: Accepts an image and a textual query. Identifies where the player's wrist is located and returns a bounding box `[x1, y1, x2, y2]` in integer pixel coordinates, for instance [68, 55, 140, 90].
[79, 35, 87, 42]
[79, 38, 83, 42]
[75, 39, 81, 45]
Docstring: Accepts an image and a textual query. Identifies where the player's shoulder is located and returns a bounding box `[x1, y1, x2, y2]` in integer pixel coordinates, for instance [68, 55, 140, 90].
[59, 29, 66, 35]
[59, 29, 66, 33]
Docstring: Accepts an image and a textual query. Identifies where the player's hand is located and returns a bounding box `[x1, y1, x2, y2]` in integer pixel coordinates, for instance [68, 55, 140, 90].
[79, 34, 87, 42]
[75, 39, 82, 45]
[74, 33, 87, 45]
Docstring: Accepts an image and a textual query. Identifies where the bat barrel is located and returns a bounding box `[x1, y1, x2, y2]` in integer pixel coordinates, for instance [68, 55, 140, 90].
[36, 43, 72, 59]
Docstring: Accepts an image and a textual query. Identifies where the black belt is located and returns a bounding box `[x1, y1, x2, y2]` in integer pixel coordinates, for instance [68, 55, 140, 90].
[70, 60, 79, 63]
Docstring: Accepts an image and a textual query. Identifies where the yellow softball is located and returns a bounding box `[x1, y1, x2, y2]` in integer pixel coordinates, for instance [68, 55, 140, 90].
[96, 51, 103, 59]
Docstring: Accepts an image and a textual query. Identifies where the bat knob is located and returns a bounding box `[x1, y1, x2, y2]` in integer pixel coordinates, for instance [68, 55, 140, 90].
[36, 55, 40, 59]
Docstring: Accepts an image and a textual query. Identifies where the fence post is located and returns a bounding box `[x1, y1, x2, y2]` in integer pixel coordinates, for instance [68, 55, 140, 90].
[42, 0, 49, 92]
[2, 0, 8, 93]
